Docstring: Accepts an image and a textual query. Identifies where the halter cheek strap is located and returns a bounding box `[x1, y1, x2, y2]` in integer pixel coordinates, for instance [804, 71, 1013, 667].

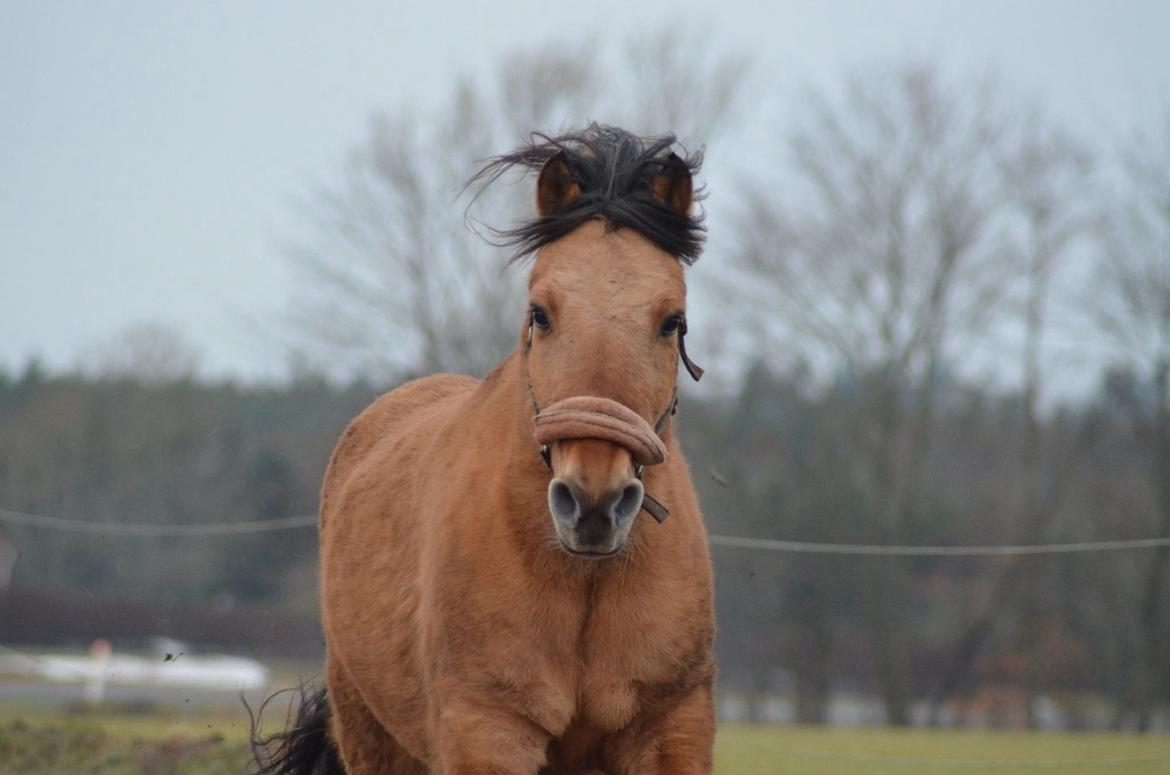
[678, 318, 704, 382]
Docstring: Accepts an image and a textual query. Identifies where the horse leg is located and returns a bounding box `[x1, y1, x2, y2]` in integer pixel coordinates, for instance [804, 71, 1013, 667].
[327, 657, 427, 774]
[605, 682, 716, 775]
[436, 699, 552, 774]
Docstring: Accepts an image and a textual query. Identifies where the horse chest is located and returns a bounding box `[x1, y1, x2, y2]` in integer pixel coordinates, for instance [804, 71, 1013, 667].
[575, 668, 640, 733]
[570, 589, 694, 732]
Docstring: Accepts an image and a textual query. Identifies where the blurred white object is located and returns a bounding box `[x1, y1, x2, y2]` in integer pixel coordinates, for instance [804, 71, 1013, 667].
[0, 641, 269, 692]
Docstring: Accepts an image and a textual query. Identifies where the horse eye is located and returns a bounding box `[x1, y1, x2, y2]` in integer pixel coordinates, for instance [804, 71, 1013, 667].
[660, 314, 683, 337]
[530, 306, 551, 332]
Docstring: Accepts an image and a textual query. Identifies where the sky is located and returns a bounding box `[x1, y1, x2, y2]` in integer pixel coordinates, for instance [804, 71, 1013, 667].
[2, 0, 1168, 386]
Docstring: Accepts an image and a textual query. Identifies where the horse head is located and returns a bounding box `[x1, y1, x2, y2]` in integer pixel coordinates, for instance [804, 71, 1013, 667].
[477, 125, 705, 557]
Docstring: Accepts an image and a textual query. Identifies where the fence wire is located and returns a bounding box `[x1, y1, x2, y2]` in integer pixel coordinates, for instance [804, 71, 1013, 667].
[4, 507, 1170, 556]
[0, 508, 317, 537]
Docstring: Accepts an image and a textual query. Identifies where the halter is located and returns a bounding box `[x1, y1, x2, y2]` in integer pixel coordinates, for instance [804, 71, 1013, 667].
[523, 318, 703, 524]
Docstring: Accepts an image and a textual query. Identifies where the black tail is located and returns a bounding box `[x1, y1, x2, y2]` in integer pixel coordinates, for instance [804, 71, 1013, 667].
[247, 683, 344, 774]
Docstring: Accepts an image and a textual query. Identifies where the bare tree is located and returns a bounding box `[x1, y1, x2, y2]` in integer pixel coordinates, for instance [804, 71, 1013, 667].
[931, 111, 1096, 720]
[282, 31, 748, 382]
[619, 30, 750, 148]
[84, 321, 202, 385]
[1092, 108, 1170, 731]
[729, 63, 1015, 724]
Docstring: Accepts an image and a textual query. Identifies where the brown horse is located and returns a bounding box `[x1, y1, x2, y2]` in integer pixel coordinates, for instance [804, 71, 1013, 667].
[257, 126, 715, 774]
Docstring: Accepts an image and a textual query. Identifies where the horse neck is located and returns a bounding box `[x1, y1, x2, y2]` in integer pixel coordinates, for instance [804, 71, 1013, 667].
[495, 348, 541, 453]
[478, 349, 556, 494]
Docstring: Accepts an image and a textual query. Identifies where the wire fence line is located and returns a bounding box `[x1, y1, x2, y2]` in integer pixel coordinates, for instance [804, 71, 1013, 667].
[4, 507, 1170, 556]
[706, 534, 1170, 556]
[0, 508, 318, 537]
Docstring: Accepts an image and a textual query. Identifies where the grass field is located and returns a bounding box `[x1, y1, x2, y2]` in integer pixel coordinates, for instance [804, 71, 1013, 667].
[716, 725, 1170, 773]
[2, 707, 1169, 774]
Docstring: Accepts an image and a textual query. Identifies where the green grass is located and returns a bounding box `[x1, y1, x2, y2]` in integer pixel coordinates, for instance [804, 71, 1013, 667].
[0, 700, 273, 774]
[0, 715, 251, 774]
[2, 710, 1169, 773]
[716, 725, 1170, 774]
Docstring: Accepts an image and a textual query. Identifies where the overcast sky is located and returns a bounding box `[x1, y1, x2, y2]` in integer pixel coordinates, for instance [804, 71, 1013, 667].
[2, 0, 1167, 384]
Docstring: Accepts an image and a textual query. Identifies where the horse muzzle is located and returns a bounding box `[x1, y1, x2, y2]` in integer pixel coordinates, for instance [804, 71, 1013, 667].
[547, 475, 644, 556]
[534, 395, 669, 556]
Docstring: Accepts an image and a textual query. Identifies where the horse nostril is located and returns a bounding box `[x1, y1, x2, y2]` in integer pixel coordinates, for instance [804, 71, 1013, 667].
[548, 478, 580, 523]
[611, 480, 645, 524]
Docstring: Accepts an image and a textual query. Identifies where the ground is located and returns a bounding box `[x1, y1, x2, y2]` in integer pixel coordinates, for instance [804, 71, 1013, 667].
[2, 708, 1169, 774]
[0, 709, 252, 774]
[717, 725, 1170, 774]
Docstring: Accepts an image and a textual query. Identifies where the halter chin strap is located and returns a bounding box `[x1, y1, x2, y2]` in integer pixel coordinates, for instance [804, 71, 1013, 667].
[523, 319, 702, 525]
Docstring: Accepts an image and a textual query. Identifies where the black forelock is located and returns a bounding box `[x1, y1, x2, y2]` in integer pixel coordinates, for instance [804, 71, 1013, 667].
[468, 124, 706, 265]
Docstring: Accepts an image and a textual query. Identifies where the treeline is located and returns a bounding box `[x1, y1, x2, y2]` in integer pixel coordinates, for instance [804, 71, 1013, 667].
[0, 360, 1165, 728]
[0, 363, 371, 608]
[684, 363, 1167, 730]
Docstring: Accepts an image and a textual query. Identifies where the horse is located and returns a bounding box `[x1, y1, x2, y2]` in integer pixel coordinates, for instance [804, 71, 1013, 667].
[256, 125, 716, 774]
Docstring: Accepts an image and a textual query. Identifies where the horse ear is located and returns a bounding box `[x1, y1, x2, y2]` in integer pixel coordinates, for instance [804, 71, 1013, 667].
[649, 153, 693, 216]
[535, 152, 581, 217]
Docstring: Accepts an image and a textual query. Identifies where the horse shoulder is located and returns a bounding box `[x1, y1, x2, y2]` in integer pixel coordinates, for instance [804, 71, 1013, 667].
[320, 373, 479, 528]
[317, 373, 480, 766]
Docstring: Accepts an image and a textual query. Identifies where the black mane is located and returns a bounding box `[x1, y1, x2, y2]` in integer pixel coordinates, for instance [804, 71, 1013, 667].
[469, 124, 705, 264]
